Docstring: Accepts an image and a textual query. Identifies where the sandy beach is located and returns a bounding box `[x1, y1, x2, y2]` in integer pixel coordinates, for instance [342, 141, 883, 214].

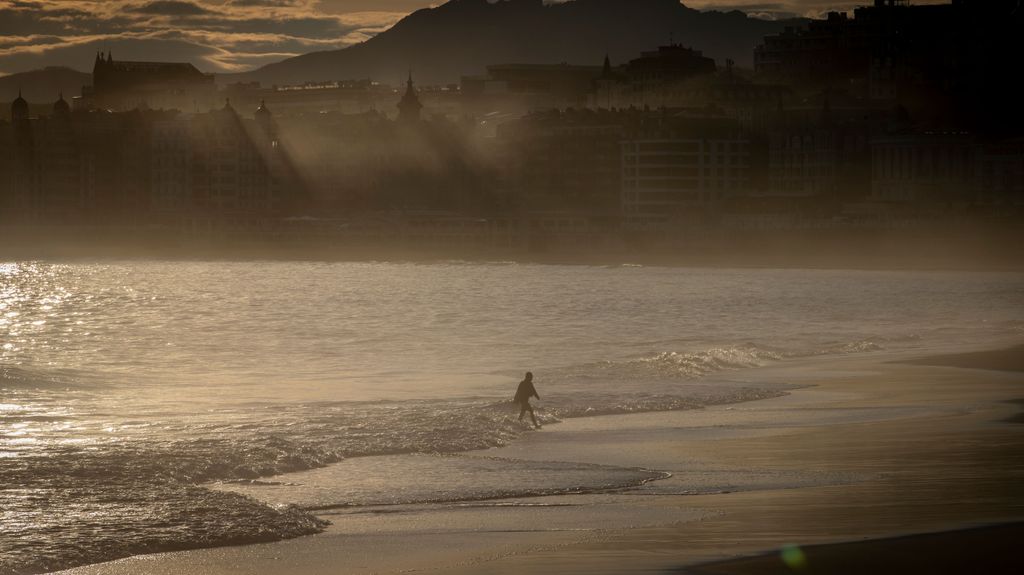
[58, 345, 1024, 575]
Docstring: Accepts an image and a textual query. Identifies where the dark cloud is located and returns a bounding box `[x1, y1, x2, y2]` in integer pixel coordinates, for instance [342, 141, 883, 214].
[0, 0, 412, 75]
[316, 0, 434, 12]
[0, 35, 216, 76]
[131, 1, 213, 15]
[705, 3, 789, 11]
[226, 0, 305, 6]
[188, 16, 349, 36]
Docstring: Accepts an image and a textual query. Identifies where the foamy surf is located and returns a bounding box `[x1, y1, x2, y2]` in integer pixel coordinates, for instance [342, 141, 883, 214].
[215, 453, 670, 512]
[1, 366, 787, 575]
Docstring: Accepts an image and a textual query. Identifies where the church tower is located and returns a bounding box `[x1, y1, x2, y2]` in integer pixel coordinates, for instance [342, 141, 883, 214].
[397, 72, 422, 123]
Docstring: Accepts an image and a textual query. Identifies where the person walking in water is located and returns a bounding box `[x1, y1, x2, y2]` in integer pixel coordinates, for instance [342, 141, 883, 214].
[514, 371, 540, 428]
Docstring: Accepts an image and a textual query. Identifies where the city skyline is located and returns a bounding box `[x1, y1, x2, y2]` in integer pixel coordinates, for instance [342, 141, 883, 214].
[3, 0, 1020, 253]
[0, 0, 950, 76]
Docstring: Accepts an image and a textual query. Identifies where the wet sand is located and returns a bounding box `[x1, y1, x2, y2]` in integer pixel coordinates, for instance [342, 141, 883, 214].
[900, 344, 1024, 373]
[681, 522, 1024, 575]
[59, 347, 1024, 575]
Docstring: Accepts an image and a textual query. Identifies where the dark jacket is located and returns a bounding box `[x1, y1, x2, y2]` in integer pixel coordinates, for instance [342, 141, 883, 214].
[514, 379, 539, 405]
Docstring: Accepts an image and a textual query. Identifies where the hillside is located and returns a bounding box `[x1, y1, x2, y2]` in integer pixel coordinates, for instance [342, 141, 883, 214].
[229, 0, 801, 86]
[0, 67, 92, 103]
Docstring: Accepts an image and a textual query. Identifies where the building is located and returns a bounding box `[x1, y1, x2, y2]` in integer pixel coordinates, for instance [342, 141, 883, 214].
[1, 95, 295, 231]
[85, 52, 216, 112]
[186, 100, 293, 229]
[1, 92, 37, 222]
[764, 91, 877, 210]
[397, 74, 423, 123]
[976, 139, 1024, 209]
[621, 116, 751, 230]
[754, 0, 1023, 133]
[593, 59, 789, 130]
[496, 108, 626, 218]
[754, 11, 874, 87]
[150, 115, 193, 217]
[869, 133, 976, 207]
[0, 94, 180, 225]
[620, 44, 716, 108]
[591, 45, 719, 110]
[461, 63, 603, 114]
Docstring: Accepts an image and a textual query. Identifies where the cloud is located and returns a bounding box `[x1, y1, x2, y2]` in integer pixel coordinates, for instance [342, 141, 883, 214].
[226, 0, 307, 5]
[0, 0, 417, 76]
[131, 1, 212, 15]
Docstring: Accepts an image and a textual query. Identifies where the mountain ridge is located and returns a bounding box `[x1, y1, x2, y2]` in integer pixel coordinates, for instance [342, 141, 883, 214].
[225, 0, 803, 86]
[0, 67, 92, 104]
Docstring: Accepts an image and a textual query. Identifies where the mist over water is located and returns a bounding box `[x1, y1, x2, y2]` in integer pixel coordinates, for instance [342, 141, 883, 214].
[2, 261, 1023, 573]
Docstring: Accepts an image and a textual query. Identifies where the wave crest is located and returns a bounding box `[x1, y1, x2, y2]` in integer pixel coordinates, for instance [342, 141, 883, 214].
[0, 365, 89, 390]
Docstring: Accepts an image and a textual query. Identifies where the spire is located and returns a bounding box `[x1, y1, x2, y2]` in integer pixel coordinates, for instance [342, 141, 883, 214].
[397, 71, 422, 123]
[255, 99, 270, 118]
[602, 54, 612, 77]
[106, 51, 112, 63]
[255, 99, 273, 134]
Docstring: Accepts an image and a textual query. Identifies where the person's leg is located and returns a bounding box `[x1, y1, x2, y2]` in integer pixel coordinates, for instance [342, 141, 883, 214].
[528, 404, 538, 428]
[518, 404, 526, 421]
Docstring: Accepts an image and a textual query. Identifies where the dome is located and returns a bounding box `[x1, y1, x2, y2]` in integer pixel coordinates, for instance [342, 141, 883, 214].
[53, 92, 70, 116]
[11, 90, 29, 121]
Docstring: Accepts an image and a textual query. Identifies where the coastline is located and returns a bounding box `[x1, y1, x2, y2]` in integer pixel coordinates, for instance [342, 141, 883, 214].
[4, 226, 1024, 272]
[56, 345, 1024, 575]
[898, 344, 1024, 373]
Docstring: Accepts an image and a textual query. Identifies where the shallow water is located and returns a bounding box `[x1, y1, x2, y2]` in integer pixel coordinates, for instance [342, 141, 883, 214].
[2, 261, 1022, 573]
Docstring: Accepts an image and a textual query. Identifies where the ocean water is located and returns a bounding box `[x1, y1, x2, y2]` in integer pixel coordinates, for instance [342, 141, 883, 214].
[1, 261, 1022, 574]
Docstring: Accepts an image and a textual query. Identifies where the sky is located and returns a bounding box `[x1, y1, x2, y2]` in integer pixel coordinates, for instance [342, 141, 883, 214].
[0, 0, 936, 76]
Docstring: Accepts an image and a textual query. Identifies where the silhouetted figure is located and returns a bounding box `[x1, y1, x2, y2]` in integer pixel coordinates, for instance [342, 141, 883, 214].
[513, 371, 540, 428]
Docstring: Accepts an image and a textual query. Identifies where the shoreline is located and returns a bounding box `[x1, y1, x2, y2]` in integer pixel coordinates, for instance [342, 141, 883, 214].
[56, 344, 1024, 574]
[898, 344, 1024, 373]
[4, 227, 1024, 272]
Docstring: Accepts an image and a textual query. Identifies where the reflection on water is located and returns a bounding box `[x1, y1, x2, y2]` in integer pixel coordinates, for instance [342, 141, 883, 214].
[1, 261, 1023, 573]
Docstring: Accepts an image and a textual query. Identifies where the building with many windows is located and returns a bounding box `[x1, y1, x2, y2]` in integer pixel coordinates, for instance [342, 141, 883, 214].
[621, 117, 751, 230]
[1, 95, 295, 231]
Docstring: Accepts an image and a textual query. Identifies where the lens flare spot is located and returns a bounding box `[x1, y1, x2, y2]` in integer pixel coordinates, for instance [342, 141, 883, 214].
[780, 544, 807, 570]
